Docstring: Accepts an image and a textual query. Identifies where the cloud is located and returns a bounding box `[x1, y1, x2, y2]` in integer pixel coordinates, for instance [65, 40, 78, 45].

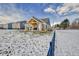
[44, 3, 79, 16]
[56, 3, 79, 15]
[0, 4, 26, 24]
[51, 21, 61, 26]
[44, 7, 55, 13]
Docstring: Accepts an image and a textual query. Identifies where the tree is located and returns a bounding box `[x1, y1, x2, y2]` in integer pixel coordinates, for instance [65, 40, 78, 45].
[54, 24, 60, 28]
[60, 18, 70, 29]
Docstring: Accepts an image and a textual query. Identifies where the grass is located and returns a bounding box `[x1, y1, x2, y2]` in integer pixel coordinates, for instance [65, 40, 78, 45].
[15, 29, 53, 36]
[32, 31, 52, 36]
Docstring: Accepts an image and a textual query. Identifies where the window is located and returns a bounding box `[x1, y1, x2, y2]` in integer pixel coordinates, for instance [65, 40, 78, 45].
[33, 27, 37, 30]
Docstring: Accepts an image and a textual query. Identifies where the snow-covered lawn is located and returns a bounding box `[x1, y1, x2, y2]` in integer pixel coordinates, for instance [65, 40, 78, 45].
[55, 30, 79, 56]
[0, 30, 52, 56]
[1, 29, 79, 56]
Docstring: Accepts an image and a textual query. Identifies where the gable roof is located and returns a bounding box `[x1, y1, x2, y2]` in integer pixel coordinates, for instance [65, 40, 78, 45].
[31, 16, 50, 25]
[32, 16, 41, 22]
[41, 18, 50, 25]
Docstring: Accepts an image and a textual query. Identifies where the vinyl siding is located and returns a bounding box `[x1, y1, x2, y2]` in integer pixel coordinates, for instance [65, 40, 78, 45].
[12, 22, 20, 29]
[20, 21, 26, 29]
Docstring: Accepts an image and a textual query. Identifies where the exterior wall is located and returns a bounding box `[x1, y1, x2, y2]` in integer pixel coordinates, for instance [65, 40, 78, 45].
[3, 24, 8, 29]
[39, 22, 48, 31]
[38, 22, 43, 31]
[0, 24, 3, 29]
[12, 22, 20, 29]
[43, 23, 47, 30]
[16, 22, 20, 29]
[20, 21, 26, 29]
[47, 24, 51, 30]
[25, 24, 30, 31]
[35, 22, 49, 31]
[40, 22, 51, 31]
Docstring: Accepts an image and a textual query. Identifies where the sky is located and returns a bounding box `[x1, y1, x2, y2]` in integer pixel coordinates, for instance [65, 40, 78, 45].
[0, 3, 79, 25]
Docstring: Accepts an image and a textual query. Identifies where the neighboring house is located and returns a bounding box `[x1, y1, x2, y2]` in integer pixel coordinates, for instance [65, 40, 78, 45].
[70, 18, 79, 29]
[0, 16, 51, 31]
[71, 18, 79, 25]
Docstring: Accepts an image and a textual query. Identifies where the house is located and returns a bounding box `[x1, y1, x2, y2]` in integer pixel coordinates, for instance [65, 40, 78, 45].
[70, 18, 79, 29]
[26, 16, 51, 31]
[0, 16, 51, 32]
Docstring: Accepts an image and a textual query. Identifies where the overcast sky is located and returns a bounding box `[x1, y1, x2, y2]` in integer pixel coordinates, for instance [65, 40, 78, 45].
[0, 3, 79, 25]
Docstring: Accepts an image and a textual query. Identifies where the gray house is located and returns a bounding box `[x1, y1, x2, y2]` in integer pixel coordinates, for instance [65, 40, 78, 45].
[0, 16, 51, 32]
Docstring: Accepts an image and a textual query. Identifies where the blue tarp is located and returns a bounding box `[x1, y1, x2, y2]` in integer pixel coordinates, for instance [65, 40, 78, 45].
[47, 31, 56, 56]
